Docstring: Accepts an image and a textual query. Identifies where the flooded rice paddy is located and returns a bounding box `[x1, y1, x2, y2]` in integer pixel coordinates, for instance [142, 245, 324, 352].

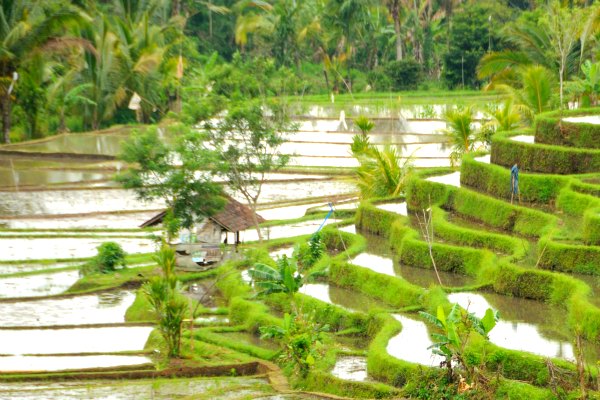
[388, 314, 445, 366]
[0, 355, 152, 372]
[0, 237, 154, 260]
[448, 292, 600, 362]
[331, 356, 368, 382]
[0, 376, 308, 400]
[0, 270, 79, 298]
[0, 290, 136, 327]
[0, 326, 152, 354]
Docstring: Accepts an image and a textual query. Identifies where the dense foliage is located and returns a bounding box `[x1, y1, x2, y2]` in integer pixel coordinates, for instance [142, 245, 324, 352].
[4, 0, 600, 143]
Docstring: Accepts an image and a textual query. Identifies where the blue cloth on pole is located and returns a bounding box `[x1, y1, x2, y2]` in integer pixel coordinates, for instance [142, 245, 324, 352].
[510, 164, 519, 194]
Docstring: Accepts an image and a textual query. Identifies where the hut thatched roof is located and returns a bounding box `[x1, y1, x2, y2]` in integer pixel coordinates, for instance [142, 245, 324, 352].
[140, 196, 265, 232]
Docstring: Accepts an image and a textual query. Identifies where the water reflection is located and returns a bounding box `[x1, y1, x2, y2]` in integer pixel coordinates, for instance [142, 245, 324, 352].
[0, 326, 152, 354]
[0, 290, 136, 326]
[0, 237, 154, 261]
[300, 283, 387, 313]
[240, 219, 339, 242]
[357, 229, 474, 288]
[5, 134, 127, 156]
[331, 356, 368, 381]
[447, 292, 600, 362]
[425, 172, 461, 188]
[350, 253, 395, 276]
[0, 261, 81, 275]
[387, 314, 445, 366]
[0, 355, 151, 372]
[510, 135, 535, 144]
[562, 116, 600, 124]
[375, 202, 407, 216]
[0, 270, 79, 298]
[0, 376, 274, 399]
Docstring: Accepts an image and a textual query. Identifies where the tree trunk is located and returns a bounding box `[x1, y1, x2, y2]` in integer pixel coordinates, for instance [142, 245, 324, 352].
[2, 91, 11, 144]
[248, 199, 263, 243]
[394, 9, 403, 60]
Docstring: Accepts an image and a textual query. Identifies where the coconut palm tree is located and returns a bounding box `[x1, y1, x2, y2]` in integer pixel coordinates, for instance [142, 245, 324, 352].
[354, 145, 413, 198]
[444, 106, 477, 167]
[0, 0, 85, 143]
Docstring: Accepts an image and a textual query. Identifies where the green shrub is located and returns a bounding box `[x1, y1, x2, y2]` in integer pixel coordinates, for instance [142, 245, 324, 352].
[384, 59, 423, 90]
[366, 67, 392, 91]
[534, 108, 600, 149]
[491, 130, 600, 174]
[81, 241, 127, 275]
[460, 154, 569, 204]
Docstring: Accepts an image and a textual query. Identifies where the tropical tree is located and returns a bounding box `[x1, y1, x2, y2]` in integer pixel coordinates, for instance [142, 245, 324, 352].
[204, 101, 296, 242]
[116, 124, 226, 239]
[143, 245, 188, 358]
[354, 144, 413, 198]
[419, 304, 499, 382]
[443, 106, 478, 166]
[0, 0, 85, 142]
[47, 67, 95, 133]
[566, 60, 600, 107]
[511, 65, 556, 122]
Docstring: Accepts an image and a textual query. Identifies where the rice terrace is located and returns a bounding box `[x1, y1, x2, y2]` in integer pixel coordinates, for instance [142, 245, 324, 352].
[2, 0, 600, 399]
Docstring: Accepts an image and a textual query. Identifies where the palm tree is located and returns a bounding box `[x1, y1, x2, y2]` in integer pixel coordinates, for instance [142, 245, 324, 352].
[512, 65, 555, 122]
[444, 106, 477, 167]
[0, 0, 85, 143]
[354, 145, 413, 198]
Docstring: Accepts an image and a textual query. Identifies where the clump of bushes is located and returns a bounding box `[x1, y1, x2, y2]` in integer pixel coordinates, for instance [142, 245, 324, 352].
[80, 241, 127, 275]
[384, 59, 423, 90]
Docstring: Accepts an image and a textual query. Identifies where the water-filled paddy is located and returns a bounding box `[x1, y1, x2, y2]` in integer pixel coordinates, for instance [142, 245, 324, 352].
[0, 326, 152, 354]
[0, 210, 162, 230]
[448, 292, 600, 362]
[0, 237, 154, 261]
[388, 314, 445, 366]
[331, 356, 368, 382]
[0, 261, 81, 275]
[0, 290, 136, 326]
[0, 376, 283, 399]
[0, 354, 152, 372]
[0, 270, 79, 298]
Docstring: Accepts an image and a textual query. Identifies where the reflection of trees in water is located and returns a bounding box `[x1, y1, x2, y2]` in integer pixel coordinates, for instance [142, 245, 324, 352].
[97, 290, 128, 307]
[328, 284, 387, 313]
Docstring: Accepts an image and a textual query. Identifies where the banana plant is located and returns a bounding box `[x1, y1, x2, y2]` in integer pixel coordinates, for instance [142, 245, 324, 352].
[248, 255, 303, 299]
[419, 304, 499, 381]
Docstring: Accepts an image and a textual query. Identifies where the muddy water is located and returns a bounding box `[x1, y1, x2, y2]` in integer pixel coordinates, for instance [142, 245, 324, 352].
[387, 314, 445, 366]
[219, 332, 279, 351]
[295, 118, 447, 135]
[300, 283, 388, 313]
[297, 104, 449, 119]
[269, 246, 295, 260]
[240, 219, 340, 242]
[0, 377, 282, 400]
[331, 356, 368, 381]
[0, 188, 164, 217]
[279, 142, 451, 159]
[0, 355, 152, 372]
[448, 292, 600, 362]
[425, 171, 461, 188]
[375, 202, 407, 216]
[0, 237, 154, 261]
[0, 326, 152, 354]
[0, 270, 79, 298]
[287, 131, 445, 144]
[290, 155, 451, 168]
[0, 261, 81, 275]
[5, 134, 128, 156]
[0, 169, 110, 189]
[0, 211, 161, 230]
[0, 290, 136, 327]
[357, 230, 475, 288]
[474, 154, 491, 164]
[258, 202, 333, 220]
[510, 135, 535, 144]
